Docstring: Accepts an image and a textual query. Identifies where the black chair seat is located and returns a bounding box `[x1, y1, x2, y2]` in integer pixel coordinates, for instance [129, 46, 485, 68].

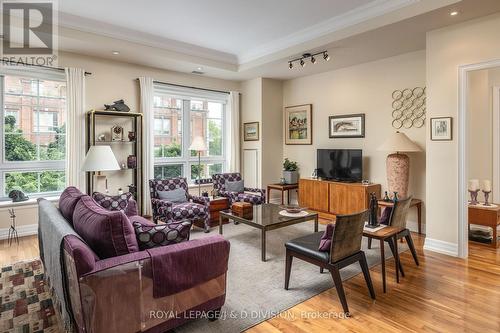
[285, 232, 329, 263]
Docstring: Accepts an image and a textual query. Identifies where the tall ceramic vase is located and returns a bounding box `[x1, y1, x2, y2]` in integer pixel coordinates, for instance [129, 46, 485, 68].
[386, 153, 409, 199]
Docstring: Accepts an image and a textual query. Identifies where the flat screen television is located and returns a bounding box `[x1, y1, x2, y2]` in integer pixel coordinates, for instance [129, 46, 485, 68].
[317, 149, 363, 182]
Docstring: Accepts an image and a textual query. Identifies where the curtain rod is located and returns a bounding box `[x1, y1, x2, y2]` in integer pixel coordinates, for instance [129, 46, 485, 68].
[143, 79, 229, 94]
[0, 59, 92, 75]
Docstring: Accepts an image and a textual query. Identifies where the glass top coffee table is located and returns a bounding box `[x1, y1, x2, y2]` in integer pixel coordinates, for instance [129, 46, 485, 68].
[219, 203, 319, 261]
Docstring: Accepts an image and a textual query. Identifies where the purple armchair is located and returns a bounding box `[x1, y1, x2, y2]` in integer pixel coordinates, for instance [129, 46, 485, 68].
[212, 172, 266, 205]
[149, 177, 210, 232]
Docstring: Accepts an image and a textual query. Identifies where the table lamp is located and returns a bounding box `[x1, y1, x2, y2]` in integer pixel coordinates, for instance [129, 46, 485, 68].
[377, 131, 421, 199]
[189, 136, 208, 196]
[82, 145, 121, 193]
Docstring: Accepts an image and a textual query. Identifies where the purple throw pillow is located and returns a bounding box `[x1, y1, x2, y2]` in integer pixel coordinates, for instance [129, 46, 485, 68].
[133, 221, 192, 250]
[73, 196, 138, 259]
[318, 223, 335, 252]
[379, 207, 393, 225]
[92, 192, 132, 213]
[59, 186, 84, 224]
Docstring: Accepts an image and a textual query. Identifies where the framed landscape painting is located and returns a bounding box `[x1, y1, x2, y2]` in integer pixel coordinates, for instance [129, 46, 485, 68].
[329, 113, 365, 138]
[285, 104, 312, 145]
[243, 122, 259, 141]
[430, 117, 452, 141]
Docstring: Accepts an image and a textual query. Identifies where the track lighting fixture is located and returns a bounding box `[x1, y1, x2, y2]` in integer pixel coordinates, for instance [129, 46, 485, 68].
[287, 50, 330, 69]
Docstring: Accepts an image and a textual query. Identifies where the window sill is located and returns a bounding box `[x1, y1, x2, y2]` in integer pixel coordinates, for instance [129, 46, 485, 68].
[0, 196, 59, 209]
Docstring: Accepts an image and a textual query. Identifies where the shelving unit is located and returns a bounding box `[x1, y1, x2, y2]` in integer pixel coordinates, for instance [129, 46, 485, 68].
[86, 109, 143, 213]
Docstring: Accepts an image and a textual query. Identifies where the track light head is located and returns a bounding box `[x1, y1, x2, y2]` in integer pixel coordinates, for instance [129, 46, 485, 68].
[323, 52, 330, 61]
[288, 62, 293, 70]
[300, 59, 305, 67]
[311, 56, 316, 64]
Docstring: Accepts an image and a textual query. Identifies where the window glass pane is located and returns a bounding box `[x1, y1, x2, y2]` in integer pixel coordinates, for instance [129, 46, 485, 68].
[39, 171, 66, 192]
[39, 134, 65, 161]
[154, 137, 182, 158]
[190, 110, 206, 157]
[5, 170, 65, 195]
[154, 164, 183, 179]
[190, 100, 204, 111]
[39, 79, 66, 98]
[154, 95, 182, 158]
[190, 162, 223, 180]
[208, 119, 222, 156]
[4, 76, 37, 95]
[4, 132, 37, 161]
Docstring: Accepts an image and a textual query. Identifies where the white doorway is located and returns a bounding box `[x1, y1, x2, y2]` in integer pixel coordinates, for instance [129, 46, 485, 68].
[458, 59, 500, 258]
[493, 86, 500, 202]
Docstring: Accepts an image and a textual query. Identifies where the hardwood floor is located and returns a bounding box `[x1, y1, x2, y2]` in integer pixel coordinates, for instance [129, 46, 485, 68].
[1, 231, 499, 332]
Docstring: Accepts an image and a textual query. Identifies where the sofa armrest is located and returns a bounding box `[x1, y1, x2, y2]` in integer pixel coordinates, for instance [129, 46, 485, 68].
[244, 187, 265, 197]
[151, 198, 173, 215]
[219, 190, 239, 202]
[188, 194, 210, 206]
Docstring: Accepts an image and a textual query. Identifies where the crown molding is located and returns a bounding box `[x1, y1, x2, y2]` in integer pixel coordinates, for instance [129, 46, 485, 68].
[237, 0, 420, 64]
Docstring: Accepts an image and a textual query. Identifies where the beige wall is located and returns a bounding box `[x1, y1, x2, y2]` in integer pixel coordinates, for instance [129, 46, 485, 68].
[0, 51, 240, 233]
[425, 13, 500, 251]
[282, 50, 426, 230]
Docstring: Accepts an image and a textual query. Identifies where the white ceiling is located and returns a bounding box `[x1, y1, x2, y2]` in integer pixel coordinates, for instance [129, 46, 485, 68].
[51, 0, 500, 81]
[59, 0, 374, 62]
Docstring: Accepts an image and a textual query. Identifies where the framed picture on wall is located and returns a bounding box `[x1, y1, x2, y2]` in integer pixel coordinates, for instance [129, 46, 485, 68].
[243, 122, 259, 141]
[430, 117, 452, 141]
[329, 113, 365, 138]
[284, 104, 312, 145]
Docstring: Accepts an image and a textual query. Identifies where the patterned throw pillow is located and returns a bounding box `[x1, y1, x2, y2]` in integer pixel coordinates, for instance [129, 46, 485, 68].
[379, 207, 393, 225]
[133, 220, 192, 249]
[92, 192, 132, 212]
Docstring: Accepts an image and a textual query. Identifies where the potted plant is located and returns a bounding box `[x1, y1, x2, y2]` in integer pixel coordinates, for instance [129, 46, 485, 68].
[283, 158, 299, 184]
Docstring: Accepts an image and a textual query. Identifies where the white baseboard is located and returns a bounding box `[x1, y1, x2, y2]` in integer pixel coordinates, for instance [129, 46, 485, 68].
[423, 238, 458, 257]
[0, 224, 38, 240]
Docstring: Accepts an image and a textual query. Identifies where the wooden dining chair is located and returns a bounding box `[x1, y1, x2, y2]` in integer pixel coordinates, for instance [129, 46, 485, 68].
[284, 210, 375, 316]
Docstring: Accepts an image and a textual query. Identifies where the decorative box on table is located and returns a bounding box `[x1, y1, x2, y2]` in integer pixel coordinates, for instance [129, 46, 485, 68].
[231, 202, 253, 219]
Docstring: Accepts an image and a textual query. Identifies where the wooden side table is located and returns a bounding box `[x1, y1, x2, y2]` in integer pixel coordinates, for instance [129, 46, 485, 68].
[267, 183, 299, 205]
[378, 198, 423, 234]
[468, 204, 500, 248]
[363, 226, 404, 293]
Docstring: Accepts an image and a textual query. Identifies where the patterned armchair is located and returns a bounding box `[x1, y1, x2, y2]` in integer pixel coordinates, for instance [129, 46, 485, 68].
[212, 173, 266, 205]
[149, 177, 210, 232]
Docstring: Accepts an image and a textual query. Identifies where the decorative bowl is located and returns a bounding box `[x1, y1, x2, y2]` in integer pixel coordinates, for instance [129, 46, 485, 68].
[280, 205, 307, 214]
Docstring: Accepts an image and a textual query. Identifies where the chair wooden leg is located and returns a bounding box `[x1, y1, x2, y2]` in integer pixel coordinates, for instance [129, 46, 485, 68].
[405, 234, 420, 266]
[367, 237, 372, 249]
[387, 239, 405, 277]
[284, 250, 293, 290]
[329, 266, 350, 316]
[359, 252, 376, 299]
[320, 267, 324, 273]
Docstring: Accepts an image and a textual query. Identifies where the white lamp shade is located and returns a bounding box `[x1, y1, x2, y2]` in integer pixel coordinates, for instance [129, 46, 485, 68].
[377, 131, 422, 153]
[189, 136, 208, 151]
[81, 146, 121, 171]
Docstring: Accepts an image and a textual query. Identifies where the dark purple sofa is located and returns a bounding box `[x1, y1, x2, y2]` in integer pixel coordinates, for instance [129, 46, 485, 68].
[39, 187, 230, 333]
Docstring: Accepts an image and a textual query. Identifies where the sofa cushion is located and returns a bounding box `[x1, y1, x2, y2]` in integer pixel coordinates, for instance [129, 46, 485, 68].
[133, 220, 192, 250]
[63, 235, 99, 277]
[157, 188, 188, 203]
[92, 192, 133, 213]
[226, 180, 244, 193]
[73, 195, 138, 259]
[59, 186, 84, 224]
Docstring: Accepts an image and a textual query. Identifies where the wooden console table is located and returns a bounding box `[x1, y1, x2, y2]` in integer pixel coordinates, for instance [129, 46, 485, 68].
[378, 198, 423, 234]
[468, 204, 500, 248]
[267, 183, 298, 205]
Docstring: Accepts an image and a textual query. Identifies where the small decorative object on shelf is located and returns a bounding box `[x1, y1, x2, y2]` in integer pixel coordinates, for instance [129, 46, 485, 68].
[98, 134, 107, 142]
[121, 162, 126, 169]
[8, 208, 19, 246]
[111, 125, 123, 141]
[127, 155, 137, 169]
[279, 177, 286, 185]
[393, 192, 399, 202]
[469, 179, 480, 205]
[311, 168, 318, 179]
[118, 188, 123, 195]
[383, 191, 391, 202]
[128, 131, 136, 141]
[482, 179, 492, 206]
[366, 193, 380, 228]
[104, 99, 130, 112]
[128, 184, 137, 196]
[8, 189, 29, 202]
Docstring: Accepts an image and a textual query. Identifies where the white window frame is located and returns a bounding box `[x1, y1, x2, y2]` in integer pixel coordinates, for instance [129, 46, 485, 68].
[0, 67, 66, 199]
[153, 84, 228, 184]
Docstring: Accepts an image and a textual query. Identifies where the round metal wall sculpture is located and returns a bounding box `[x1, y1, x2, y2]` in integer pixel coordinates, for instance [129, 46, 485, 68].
[391, 87, 426, 129]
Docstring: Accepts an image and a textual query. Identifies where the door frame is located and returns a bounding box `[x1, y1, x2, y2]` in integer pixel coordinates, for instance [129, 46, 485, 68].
[493, 86, 500, 202]
[458, 59, 500, 258]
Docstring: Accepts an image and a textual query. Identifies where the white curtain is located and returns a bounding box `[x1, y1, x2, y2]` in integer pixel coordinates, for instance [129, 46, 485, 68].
[65, 68, 86, 190]
[228, 91, 240, 172]
[139, 77, 154, 216]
